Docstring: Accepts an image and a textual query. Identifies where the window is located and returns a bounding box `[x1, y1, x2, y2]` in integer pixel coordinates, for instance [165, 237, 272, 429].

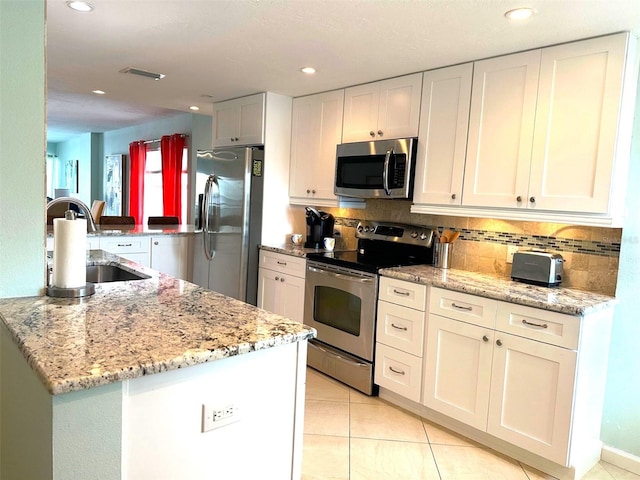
[143, 147, 188, 223]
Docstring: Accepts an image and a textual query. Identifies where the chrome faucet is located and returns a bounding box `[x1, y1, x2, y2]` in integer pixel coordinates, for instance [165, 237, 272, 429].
[46, 196, 98, 232]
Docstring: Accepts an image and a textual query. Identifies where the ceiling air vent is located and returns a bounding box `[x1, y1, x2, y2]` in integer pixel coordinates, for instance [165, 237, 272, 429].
[119, 67, 165, 81]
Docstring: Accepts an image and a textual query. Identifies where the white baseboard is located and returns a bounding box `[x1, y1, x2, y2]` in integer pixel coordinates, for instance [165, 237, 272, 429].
[601, 445, 640, 476]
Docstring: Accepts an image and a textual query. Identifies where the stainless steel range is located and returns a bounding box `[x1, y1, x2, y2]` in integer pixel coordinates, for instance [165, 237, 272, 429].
[304, 221, 435, 395]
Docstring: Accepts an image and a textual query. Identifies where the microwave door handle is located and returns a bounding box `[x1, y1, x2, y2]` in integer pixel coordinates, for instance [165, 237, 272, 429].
[383, 148, 392, 196]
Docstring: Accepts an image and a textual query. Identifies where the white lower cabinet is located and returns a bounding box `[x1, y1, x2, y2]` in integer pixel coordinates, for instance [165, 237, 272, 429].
[100, 236, 151, 267]
[424, 314, 494, 430]
[150, 235, 190, 280]
[487, 331, 576, 464]
[257, 250, 306, 323]
[375, 277, 427, 403]
[419, 286, 609, 472]
[375, 281, 613, 478]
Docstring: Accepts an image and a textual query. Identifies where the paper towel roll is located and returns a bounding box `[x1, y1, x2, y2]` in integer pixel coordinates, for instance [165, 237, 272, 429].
[52, 217, 87, 288]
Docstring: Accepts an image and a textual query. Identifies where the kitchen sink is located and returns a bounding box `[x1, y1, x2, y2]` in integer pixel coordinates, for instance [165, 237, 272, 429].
[86, 264, 150, 283]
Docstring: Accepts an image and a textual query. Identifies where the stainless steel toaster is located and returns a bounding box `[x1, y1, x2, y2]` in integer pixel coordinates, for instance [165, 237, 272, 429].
[511, 250, 564, 287]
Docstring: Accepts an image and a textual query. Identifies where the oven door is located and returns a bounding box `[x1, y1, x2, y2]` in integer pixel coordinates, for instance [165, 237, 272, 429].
[304, 261, 377, 362]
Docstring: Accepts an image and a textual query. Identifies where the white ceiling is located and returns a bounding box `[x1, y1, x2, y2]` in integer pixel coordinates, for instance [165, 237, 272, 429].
[46, 0, 640, 143]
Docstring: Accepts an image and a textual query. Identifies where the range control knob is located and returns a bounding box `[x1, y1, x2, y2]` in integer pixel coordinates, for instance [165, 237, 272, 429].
[410, 231, 418, 239]
[357, 225, 364, 233]
[363, 226, 370, 233]
[420, 233, 428, 241]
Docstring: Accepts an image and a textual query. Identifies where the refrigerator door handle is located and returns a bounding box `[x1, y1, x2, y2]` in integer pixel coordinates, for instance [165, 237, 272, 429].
[203, 174, 220, 261]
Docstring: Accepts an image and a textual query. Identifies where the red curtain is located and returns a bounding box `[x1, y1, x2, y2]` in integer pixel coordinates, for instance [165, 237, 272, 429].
[160, 134, 186, 222]
[129, 140, 147, 224]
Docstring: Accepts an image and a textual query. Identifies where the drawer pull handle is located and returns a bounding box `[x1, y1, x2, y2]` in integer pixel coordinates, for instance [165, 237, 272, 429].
[522, 319, 548, 329]
[277, 261, 287, 266]
[496, 339, 503, 347]
[391, 323, 408, 331]
[392, 289, 410, 296]
[117, 243, 133, 247]
[482, 335, 489, 342]
[388, 366, 405, 376]
[452, 302, 472, 311]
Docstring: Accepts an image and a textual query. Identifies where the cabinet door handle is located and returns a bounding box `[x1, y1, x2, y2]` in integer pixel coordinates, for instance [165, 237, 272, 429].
[117, 243, 133, 247]
[306, 189, 311, 194]
[496, 339, 503, 347]
[451, 302, 472, 311]
[388, 366, 405, 375]
[482, 335, 489, 342]
[522, 319, 548, 329]
[377, 130, 383, 136]
[369, 131, 376, 137]
[516, 195, 522, 202]
[530, 196, 536, 203]
[392, 289, 410, 296]
[275, 276, 280, 281]
[391, 323, 408, 331]
[154, 241, 159, 245]
[277, 261, 287, 266]
[312, 189, 316, 194]
[451, 193, 456, 200]
[280, 277, 285, 283]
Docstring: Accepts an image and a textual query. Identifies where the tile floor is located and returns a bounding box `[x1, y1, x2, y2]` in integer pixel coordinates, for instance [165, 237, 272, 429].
[302, 367, 640, 480]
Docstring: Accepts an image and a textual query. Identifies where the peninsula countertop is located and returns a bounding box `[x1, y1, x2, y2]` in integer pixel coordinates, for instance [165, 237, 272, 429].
[0, 250, 316, 396]
[380, 265, 616, 316]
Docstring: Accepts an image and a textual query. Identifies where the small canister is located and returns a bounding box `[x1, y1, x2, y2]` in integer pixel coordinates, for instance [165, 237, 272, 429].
[434, 242, 453, 269]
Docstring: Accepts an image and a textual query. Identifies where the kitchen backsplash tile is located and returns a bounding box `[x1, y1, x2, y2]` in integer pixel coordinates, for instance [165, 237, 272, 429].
[324, 199, 621, 296]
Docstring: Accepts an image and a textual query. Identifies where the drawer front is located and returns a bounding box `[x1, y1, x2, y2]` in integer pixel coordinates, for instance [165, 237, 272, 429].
[496, 302, 580, 349]
[376, 300, 425, 357]
[378, 276, 427, 311]
[259, 250, 306, 278]
[429, 287, 497, 329]
[100, 236, 150, 254]
[374, 343, 423, 403]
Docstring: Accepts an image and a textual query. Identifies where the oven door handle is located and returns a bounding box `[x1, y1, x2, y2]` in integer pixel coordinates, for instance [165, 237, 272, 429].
[307, 266, 374, 284]
[309, 341, 370, 368]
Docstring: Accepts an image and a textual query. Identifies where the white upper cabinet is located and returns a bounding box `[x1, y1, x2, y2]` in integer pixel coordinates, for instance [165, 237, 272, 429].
[412, 32, 635, 226]
[413, 63, 473, 205]
[462, 50, 541, 209]
[342, 73, 422, 143]
[289, 90, 344, 206]
[212, 93, 265, 147]
[529, 33, 628, 213]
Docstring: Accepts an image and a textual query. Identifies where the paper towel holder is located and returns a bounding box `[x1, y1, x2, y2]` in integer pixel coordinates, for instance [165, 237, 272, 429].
[46, 283, 95, 298]
[46, 209, 96, 298]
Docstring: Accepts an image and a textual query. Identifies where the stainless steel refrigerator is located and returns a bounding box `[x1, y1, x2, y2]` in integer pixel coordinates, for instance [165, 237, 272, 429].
[192, 147, 264, 305]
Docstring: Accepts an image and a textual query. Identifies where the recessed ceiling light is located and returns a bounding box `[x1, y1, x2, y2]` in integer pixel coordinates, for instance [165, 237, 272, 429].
[189, 106, 200, 111]
[504, 7, 535, 20]
[301, 67, 316, 74]
[92, 90, 106, 95]
[66, 1, 94, 12]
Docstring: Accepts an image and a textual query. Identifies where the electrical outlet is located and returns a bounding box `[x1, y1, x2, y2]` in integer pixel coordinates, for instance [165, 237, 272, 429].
[202, 404, 240, 432]
[506, 246, 518, 264]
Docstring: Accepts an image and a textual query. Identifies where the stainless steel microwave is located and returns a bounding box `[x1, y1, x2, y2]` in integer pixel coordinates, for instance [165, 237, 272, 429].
[334, 137, 417, 199]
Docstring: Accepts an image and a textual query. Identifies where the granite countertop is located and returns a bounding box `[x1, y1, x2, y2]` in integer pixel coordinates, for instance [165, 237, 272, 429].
[46, 224, 197, 237]
[0, 251, 316, 396]
[380, 265, 616, 316]
[259, 243, 346, 257]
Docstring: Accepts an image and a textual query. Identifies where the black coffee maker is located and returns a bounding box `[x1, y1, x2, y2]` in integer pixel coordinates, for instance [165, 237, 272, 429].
[304, 207, 335, 248]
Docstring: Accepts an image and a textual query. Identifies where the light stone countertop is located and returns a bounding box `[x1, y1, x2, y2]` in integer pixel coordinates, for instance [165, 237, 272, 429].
[0, 250, 316, 396]
[47, 224, 197, 237]
[259, 243, 348, 257]
[380, 265, 616, 316]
